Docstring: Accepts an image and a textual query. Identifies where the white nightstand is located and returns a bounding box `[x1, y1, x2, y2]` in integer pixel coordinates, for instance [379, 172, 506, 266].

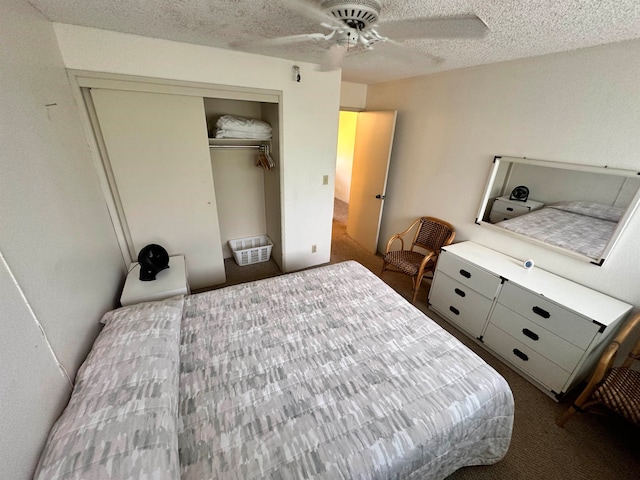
[489, 196, 544, 223]
[120, 254, 190, 306]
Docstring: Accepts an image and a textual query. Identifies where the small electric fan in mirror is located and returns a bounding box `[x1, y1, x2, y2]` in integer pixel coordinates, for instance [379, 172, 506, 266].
[509, 185, 529, 202]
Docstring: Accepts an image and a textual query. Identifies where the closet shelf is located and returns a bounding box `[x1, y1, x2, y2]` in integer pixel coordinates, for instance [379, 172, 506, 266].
[208, 138, 271, 147]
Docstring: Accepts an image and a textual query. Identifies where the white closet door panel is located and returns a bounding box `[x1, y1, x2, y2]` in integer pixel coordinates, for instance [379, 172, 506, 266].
[91, 88, 225, 288]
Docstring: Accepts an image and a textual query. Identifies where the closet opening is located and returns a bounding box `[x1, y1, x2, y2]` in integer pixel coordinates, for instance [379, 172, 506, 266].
[204, 97, 283, 285]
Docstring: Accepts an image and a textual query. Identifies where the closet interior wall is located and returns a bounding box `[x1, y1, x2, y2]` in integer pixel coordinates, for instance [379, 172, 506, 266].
[204, 98, 282, 268]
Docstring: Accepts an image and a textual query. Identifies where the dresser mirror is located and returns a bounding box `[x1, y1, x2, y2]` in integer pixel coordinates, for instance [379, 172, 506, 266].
[476, 156, 640, 265]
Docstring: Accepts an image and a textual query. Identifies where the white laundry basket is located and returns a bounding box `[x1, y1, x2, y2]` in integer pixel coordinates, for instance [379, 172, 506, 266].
[228, 235, 273, 266]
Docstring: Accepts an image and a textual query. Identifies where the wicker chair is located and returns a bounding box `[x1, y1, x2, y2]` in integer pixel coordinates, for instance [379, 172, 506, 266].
[557, 312, 640, 428]
[381, 217, 455, 304]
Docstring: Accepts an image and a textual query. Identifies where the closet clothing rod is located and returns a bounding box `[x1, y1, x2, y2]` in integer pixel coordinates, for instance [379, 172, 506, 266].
[208, 143, 273, 169]
[209, 144, 263, 149]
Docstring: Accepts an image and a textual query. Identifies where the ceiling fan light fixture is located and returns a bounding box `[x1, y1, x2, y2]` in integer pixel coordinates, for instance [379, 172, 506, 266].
[321, 0, 381, 31]
[336, 30, 359, 48]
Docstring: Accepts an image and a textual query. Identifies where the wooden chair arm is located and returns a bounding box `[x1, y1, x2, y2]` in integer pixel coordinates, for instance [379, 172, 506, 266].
[582, 312, 640, 376]
[385, 233, 405, 254]
[618, 312, 640, 369]
[587, 341, 621, 387]
[417, 249, 437, 271]
[556, 312, 640, 427]
[577, 341, 620, 396]
[556, 341, 620, 426]
[384, 218, 421, 254]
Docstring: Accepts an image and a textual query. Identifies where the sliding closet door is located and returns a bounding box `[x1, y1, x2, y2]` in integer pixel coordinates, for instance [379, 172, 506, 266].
[90, 88, 225, 288]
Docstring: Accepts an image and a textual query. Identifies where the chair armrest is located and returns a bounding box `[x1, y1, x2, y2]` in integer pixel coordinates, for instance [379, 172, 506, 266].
[556, 341, 620, 426]
[385, 234, 405, 253]
[588, 341, 621, 386]
[557, 311, 640, 427]
[384, 218, 421, 254]
[577, 312, 640, 400]
[417, 249, 437, 271]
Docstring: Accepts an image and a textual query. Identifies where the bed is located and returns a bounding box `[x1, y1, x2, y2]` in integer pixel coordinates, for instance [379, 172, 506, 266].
[495, 200, 625, 259]
[34, 261, 514, 480]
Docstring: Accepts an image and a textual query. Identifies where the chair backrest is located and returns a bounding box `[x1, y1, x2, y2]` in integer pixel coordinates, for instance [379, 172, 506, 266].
[412, 217, 456, 253]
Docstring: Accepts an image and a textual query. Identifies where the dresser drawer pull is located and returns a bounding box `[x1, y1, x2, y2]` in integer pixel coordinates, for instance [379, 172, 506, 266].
[532, 306, 551, 319]
[522, 328, 540, 341]
[459, 269, 471, 279]
[454, 288, 466, 298]
[449, 306, 460, 316]
[513, 348, 529, 361]
[506, 207, 514, 211]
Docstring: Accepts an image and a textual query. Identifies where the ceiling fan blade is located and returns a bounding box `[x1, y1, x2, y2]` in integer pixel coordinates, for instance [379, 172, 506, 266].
[379, 39, 444, 66]
[376, 15, 488, 40]
[230, 32, 332, 48]
[280, 0, 345, 30]
[316, 44, 348, 71]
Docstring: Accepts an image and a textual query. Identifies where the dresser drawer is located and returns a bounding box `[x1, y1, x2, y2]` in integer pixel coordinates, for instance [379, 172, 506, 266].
[492, 198, 532, 216]
[429, 272, 493, 338]
[489, 211, 515, 223]
[436, 250, 501, 299]
[498, 282, 600, 349]
[483, 323, 570, 393]
[490, 303, 585, 372]
[491, 198, 531, 217]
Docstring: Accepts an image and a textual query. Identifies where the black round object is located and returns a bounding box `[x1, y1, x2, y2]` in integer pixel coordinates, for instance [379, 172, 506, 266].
[137, 244, 170, 281]
[509, 185, 529, 202]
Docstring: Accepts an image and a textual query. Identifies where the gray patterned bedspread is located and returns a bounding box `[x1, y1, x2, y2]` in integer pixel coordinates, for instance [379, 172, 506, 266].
[496, 201, 621, 259]
[178, 261, 513, 479]
[35, 261, 513, 480]
[34, 297, 184, 479]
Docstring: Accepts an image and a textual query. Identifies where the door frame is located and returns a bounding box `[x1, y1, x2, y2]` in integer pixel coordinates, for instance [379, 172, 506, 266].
[335, 109, 397, 254]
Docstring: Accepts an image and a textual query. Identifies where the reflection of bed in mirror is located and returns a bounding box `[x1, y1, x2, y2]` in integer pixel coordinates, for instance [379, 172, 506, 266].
[494, 201, 625, 260]
[476, 156, 640, 264]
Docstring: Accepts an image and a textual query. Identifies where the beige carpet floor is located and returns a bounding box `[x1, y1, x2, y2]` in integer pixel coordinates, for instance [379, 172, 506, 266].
[206, 198, 640, 479]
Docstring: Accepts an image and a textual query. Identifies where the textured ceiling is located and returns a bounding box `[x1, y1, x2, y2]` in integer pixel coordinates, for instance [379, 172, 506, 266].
[28, 0, 640, 84]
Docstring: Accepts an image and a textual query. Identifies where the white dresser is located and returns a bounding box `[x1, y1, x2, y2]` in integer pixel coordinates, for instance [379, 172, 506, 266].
[489, 196, 544, 223]
[428, 241, 632, 399]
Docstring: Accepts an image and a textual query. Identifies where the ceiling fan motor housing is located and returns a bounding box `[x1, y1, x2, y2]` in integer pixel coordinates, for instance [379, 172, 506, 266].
[321, 0, 381, 31]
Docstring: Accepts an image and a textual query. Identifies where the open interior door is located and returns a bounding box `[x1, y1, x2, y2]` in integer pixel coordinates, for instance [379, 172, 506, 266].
[347, 110, 397, 253]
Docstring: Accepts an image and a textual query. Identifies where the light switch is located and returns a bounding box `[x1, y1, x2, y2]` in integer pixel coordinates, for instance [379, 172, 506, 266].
[323, 175, 329, 185]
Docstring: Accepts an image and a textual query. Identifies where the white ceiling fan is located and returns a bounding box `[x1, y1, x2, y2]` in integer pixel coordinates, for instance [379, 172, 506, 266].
[233, 0, 489, 70]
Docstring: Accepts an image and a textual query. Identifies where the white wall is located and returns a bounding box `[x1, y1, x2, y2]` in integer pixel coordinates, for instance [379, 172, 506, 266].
[0, 1, 125, 478]
[366, 40, 640, 307]
[0, 257, 72, 480]
[53, 24, 342, 273]
[340, 81, 368, 110]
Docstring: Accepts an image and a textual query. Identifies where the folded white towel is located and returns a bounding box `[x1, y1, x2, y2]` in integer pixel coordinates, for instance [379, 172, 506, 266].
[216, 115, 272, 135]
[215, 128, 272, 140]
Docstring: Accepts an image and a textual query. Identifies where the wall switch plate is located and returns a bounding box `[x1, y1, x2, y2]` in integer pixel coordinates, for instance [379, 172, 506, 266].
[311, 245, 317, 253]
[322, 175, 328, 185]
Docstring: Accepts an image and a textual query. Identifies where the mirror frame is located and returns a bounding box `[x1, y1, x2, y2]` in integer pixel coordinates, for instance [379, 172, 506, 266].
[476, 156, 640, 265]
